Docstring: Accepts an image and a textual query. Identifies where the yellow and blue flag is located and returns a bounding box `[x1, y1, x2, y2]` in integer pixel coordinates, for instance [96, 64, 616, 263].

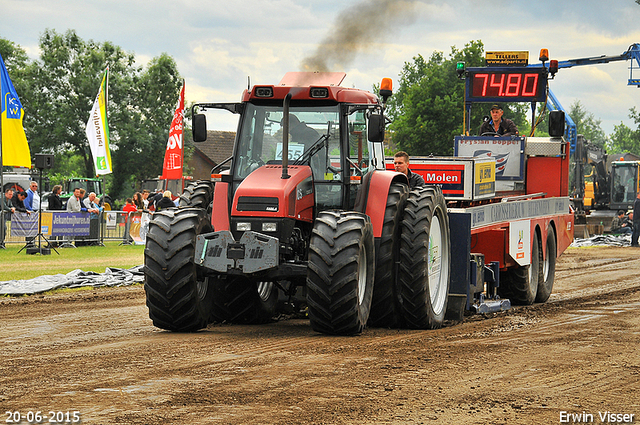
[0, 54, 31, 168]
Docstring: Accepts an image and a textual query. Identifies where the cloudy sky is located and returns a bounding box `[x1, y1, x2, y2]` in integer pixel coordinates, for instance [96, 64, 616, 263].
[3, 0, 640, 135]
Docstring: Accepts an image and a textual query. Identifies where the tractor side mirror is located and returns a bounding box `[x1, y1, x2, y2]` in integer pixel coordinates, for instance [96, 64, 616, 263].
[192, 114, 207, 142]
[368, 114, 385, 143]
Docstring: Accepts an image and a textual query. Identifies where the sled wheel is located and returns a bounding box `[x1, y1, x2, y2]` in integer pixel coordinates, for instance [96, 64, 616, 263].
[499, 230, 542, 305]
[307, 211, 375, 335]
[536, 226, 556, 303]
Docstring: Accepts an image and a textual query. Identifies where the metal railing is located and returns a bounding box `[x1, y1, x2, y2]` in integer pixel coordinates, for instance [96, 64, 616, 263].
[1, 210, 152, 248]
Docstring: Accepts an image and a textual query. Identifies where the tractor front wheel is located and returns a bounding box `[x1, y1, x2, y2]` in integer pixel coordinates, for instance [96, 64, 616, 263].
[144, 208, 214, 332]
[307, 211, 375, 335]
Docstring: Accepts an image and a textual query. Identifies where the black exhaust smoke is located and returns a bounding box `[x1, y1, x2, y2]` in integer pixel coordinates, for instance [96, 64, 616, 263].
[300, 0, 418, 72]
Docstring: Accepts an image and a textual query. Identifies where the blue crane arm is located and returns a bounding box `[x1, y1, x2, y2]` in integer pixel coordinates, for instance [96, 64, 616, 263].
[528, 43, 640, 154]
[530, 43, 640, 86]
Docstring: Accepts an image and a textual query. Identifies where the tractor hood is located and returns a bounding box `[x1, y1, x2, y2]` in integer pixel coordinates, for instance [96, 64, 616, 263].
[231, 165, 314, 222]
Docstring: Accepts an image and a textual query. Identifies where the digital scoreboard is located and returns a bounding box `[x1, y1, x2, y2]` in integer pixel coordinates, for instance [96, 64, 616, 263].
[465, 67, 548, 103]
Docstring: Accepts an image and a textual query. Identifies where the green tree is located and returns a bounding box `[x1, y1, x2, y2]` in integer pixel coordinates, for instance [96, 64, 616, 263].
[606, 107, 640, 155]
[567, 100, 607, 148]
[387, 40, 528, 156]
[1, 31, 182, 199]
[108, 53, 182, 197]
[0, 39, 29, 72]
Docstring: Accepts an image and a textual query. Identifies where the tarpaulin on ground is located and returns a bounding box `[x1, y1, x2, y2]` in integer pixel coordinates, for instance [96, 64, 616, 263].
[571, 234, 631, 248]
[0, 265, 144, 296]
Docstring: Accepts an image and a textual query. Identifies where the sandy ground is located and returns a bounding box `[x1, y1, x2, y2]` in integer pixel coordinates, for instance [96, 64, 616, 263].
[1, 246, 639, 425]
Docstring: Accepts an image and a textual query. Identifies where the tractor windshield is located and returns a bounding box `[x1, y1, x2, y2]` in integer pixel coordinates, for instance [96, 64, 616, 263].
[234, 104, 341, 181]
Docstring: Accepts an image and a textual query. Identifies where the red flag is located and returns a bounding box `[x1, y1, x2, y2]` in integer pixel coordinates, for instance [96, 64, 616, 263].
[161, 81, 185, 180]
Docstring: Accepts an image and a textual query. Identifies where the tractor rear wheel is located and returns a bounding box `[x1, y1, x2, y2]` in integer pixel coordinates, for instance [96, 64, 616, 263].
[499, 230, 542, 305]
[179, 180, 214, 210]
[209, 277, 278, 324]
[536, 226, 557, 303]
[397, 186, 451, 329]
[307, 211, 375, 335]
[368, 182, 408, 328]
[144, 208, 214, 332]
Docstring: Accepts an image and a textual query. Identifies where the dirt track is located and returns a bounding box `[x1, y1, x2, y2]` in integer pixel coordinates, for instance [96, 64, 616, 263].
[1, 246, 640, 425]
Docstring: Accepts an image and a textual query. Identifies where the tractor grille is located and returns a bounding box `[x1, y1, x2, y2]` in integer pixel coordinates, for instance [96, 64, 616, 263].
[237, 196, 279, 212]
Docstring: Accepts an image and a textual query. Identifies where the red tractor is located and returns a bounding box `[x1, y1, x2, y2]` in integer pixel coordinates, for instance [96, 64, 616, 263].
[143, 72, 451, 335]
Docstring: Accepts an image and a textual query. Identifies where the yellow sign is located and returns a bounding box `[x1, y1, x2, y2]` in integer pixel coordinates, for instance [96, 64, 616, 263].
[486, 51, 529, 66]
[475, 161, 496, 196]
[39, 212, 53, 236]
[475, 161, 495, 183]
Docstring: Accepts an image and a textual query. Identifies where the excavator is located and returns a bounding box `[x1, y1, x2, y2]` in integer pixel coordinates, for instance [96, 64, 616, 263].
[529, 44, 640, 228]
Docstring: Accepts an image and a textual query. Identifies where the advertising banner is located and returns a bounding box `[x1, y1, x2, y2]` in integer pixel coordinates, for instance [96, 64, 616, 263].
[49, 212, 91, 236]
[454, 136, 525, 181]
[10, 212, 38, 237]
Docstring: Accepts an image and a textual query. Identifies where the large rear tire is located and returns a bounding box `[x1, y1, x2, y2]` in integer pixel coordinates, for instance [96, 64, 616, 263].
[536, 226, 556, 303]
[209, 277, 279, 324]
[179, 180, 214, 210]
[368, 182, 408, 328]
[397, 186, 451, 330]
[144, 208, 214, 332]
[307, 211, 375, 335]
[499, 230, 542, 305]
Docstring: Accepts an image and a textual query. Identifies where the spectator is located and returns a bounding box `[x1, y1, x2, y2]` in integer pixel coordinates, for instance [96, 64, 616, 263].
[122, 198, 137, 214]
[66, 188, 90, 246]
[1, 188, 16, 247]
[393, 151, 425, 190]
[83, 192, 102, 244]
[24, 181, 40, 212]
[13, 192, 29, 214]
[611, 210, 632, 234]
[48, 185, 64, 211]
[47, 185, 64, 247]
[132, 192, 144, 210]
[66, 188, 87, 212]
[12, 191, 33, 246]
[155, 191, 176, 212]
[625, 212, 634, 229]
[141, 190, 150, 209]
[150, 190, 163, 211]
[632, 192, 640, 247]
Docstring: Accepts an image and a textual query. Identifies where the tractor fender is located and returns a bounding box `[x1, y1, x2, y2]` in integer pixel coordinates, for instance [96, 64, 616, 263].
[356, 170, 408, 238]
[212, 182, 230, 231]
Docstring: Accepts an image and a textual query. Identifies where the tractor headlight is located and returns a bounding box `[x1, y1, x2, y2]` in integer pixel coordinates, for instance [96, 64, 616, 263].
[262, 222, 277, 232]
[236, 222, 251, 231]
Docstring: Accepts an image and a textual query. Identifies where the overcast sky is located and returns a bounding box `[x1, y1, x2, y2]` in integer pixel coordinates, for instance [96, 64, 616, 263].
[3, 0, 640, 136]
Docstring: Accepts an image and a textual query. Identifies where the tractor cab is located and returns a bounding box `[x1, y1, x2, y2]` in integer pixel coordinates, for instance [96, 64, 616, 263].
[192, 72, 387, 216]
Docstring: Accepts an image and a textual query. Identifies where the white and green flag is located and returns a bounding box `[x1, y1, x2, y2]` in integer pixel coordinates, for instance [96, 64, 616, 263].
[85, 68, 112, 175]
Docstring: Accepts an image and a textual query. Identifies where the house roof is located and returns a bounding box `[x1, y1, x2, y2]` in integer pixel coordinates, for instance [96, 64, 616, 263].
[189, 131, 235, 165]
